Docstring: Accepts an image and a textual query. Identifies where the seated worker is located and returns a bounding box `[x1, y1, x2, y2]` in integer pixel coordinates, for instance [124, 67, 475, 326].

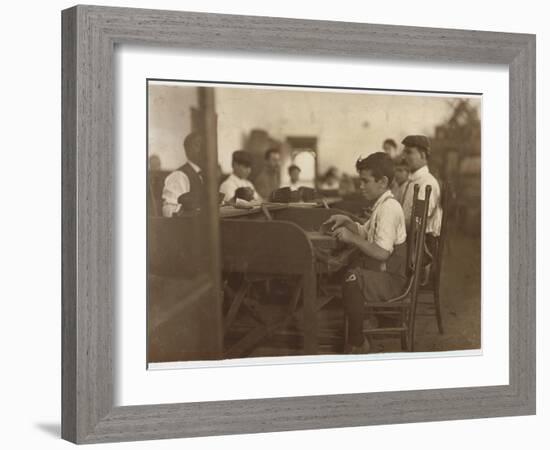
[161, 132, 205, 217]
[382, 138, 402, 161]
[219, 150, 261, 203]
[323, 152, 407, 354]
[254, 148, 281, 200]
[319, 167, 340, 191]
[401, 135, 442, 284]
[287, 164, 303, 190]
[391, 157, 411, 204]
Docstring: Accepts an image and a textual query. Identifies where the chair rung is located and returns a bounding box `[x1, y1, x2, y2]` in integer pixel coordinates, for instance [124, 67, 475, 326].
[365, 327, 406, 334]
[366, 302, 408, 308]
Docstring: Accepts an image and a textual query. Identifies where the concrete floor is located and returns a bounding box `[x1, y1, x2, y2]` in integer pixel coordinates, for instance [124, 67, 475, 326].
[413, 231, 481, 352]
[372, 230, 481, 354]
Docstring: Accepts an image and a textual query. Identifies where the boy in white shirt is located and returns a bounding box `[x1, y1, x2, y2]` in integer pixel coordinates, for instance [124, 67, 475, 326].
[219, 150, 261, 203]
[391, 157, 411, 204]
[323, 152, 407, 353]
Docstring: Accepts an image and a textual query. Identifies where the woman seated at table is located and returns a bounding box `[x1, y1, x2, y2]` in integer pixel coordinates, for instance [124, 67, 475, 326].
[322, 152, 407, 354]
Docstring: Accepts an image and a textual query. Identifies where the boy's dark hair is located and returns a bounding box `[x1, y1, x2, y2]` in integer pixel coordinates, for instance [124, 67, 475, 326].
[183, 132, 202, 152]
[356, 152, 395, 186]
[288, 164, 301, 174]
[264, 147, 281, 160]
[383, 138, 397, 149]
[232, 150, 252, 167]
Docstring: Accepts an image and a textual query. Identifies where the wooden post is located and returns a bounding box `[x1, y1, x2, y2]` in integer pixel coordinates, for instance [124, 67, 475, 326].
[302, 268, 318, 354]
[200, 86, 224, 359]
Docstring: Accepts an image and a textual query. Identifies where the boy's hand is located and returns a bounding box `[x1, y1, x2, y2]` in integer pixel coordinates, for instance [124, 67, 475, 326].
[322, 214, 352, 232]
[333, 227, 356, 244]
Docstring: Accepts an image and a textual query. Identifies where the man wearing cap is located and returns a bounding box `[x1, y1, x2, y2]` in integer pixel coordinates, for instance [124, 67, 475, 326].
[219, 150, 261, 203]
[161, 132, 206, 217]
[401, 135, 442, 236]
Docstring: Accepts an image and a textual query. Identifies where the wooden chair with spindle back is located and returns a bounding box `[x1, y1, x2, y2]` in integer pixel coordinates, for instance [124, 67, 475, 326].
[417, 180, 451, 334]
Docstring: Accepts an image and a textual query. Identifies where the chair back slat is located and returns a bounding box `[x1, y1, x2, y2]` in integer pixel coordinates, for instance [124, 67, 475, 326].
[433, 181, 450, 280]
[406, 184, 431, 350]
[406, 184, 422, 271]
[411, 185, 431, 279]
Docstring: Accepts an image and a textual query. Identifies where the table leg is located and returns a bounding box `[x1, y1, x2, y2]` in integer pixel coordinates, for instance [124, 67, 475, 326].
[302, 269, 318, 354]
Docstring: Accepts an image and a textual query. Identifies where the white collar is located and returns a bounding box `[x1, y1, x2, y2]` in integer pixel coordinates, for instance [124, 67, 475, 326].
[187, 160, 201, 173]
[409, 165, 429, 182]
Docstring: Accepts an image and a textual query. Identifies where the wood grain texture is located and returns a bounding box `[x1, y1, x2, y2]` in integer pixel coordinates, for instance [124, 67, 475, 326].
[61, 4, 536, 444]
[61, 7, 77, 443]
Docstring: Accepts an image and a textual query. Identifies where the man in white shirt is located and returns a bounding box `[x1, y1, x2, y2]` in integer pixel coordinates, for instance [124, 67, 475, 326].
[401, 135, 442, 237]
[161, 132, 205, 217]
[219, 150, 261, 203]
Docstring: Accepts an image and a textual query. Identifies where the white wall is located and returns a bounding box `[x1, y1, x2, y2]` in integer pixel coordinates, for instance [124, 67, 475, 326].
[1, 1, 546, 450]
[148, 84, 198, 170]
[216, 86, 479, 174]
[150, 81, 480, 175]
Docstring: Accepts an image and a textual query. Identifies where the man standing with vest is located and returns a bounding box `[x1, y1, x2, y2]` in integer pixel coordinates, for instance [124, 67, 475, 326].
[161, 132, 205, 217]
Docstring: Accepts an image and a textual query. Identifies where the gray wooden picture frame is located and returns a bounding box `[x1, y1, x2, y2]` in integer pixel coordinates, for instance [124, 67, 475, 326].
[61, 4, 536, 444]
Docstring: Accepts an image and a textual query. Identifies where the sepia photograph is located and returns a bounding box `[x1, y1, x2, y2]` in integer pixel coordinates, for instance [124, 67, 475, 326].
[147, 80, 482, 365]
